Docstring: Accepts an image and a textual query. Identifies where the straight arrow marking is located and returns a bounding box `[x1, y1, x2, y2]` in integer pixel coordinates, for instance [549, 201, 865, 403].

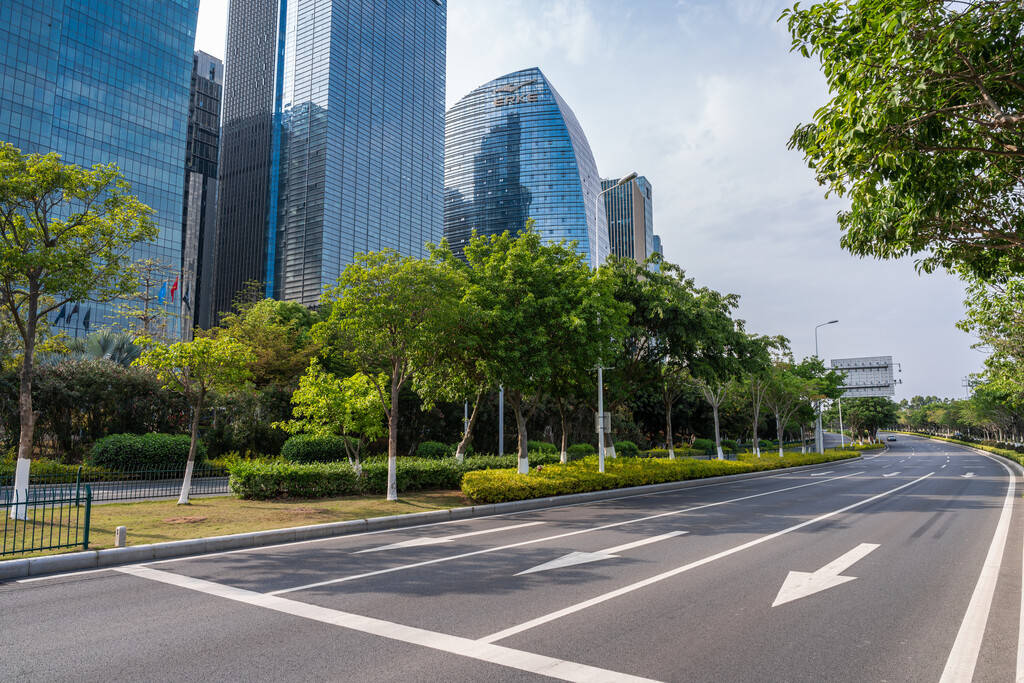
[883, 472, 900, 477]
[772, 543, 880, 607]
[810, 471, 833, 477]
[962, 472, 975, 479]
[516, 531, 686, 576]
[354, 522, 545, 554]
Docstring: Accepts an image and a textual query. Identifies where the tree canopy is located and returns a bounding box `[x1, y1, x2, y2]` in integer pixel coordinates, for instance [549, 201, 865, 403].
[783, 0, 1024, 278]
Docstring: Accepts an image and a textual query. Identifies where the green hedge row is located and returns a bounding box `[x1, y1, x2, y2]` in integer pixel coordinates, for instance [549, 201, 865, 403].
[228, 452, 563, 500]
[461, 449, 861, 504]
[87, 433, 205, 469]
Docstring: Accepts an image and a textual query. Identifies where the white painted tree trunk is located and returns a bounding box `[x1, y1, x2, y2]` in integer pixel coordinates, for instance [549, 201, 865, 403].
[177, 459, 195, 505]
[10, 457, 30, 520]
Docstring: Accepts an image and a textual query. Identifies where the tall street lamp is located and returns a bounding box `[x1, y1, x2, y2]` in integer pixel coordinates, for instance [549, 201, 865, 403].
[814, 319, 838, 453]
[593, 172, 637, 473]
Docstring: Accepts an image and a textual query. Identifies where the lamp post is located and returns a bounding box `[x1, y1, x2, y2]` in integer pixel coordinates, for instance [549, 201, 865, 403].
[592, 172, 637, 473]
[814, 319, 838, 453]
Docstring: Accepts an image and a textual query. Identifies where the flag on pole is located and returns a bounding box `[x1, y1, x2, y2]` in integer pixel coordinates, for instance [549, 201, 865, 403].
[82, 307, 92, 332]
[170, 276, 179, 303]
[53, 304, 67, 326]
[182, 282, 192, 311]
[158, 281, 168, 304]
[68, 302, 80, 325]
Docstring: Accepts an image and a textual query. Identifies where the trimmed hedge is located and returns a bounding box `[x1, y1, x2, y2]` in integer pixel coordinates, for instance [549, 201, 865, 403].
[416, 441, 453, 460]
[566, 443, 595, 460]
[461, 449, 861, 504]
[228, 451, 563, 500]
[614, 441, 639, 457]
[87, 433, 204, 470]
[281, 434, 356, 463]
[528, 440, 557, 453]
[691, 438, 716, 453]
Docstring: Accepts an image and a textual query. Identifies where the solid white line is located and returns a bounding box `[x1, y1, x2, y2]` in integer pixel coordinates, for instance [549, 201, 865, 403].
[353, 521, 545, 553]
[479, 473, 934, 644]
[940, 454, 1016, 683]
[268, 472, 867, 596]
[114, 565, 660, 683]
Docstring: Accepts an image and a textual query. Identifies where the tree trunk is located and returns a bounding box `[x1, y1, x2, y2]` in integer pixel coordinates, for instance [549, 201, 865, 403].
[713, 403, 724, 460]
[510, 390, 529, 474]
[557, 400, 569, 464]
[800, 425, 807, 454]
[455, 392, 485, 463]
[752, 408, 761, 457]
[666, 403, 675, 459]
[776, 415, 785, 457]
[11, 322, 37, 521]
[387, 374, 401, 501]
[177, 394, 204, 505]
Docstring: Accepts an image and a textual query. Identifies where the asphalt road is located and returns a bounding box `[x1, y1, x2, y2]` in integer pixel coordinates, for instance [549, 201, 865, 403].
[3, 434, 1022, 682]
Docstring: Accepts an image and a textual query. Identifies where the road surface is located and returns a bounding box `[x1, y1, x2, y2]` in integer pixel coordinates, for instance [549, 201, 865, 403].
[2, 434, 1021, 682]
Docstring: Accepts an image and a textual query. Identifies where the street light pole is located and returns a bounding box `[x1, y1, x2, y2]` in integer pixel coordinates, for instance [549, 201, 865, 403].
[592, 172, 637, 472]
[814, 319, 838, 454]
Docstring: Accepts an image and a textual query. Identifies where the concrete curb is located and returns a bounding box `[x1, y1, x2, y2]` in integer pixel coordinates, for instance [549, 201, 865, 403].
[0, 456, 861, 581]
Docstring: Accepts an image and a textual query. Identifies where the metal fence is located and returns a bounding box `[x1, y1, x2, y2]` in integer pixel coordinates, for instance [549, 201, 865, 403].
[0, 466, 230, 504]
[1, 484, 91, 556]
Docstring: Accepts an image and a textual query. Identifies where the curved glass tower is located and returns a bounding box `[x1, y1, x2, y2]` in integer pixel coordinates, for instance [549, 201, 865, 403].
[444, 67, 608, 267]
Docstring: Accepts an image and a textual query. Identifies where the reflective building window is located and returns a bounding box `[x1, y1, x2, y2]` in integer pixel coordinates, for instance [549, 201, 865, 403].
[0, 0, 200, 338]
[444, 67, 608, 267]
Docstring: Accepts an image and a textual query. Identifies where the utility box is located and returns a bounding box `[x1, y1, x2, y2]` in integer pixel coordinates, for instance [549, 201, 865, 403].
[595, 412, 611, 434]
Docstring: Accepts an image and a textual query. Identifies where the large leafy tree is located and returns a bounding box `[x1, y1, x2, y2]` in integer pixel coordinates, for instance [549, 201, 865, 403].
[460, 227, 628, 473]
[783, 0, 1024, 278]
[958, 275, 1024, 405]
[316, 250, 465, 500]
[134, 336, 254, 504]
[0, 143, 156, 517]
[842, 396, 900, 442]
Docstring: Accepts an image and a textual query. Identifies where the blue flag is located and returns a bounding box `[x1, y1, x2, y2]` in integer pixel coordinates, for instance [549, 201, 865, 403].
[53, 304, 67, 326]
[68, 302, 80, 324]
[82, 307, 91, 332]
[158, 281, 168, 304]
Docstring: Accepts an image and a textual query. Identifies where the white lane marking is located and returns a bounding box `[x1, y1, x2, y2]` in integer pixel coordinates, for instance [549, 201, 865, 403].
[517, 531, 687, 576]
[268, 472, 865, 596]
[962, 472, 976, 479]
[115, 566, 659, 683]
[479, 473, 934, 645]
[810, 471, 834, 477]
[354, 522, 545, 553]
[940, 456, 1016, 683]
[772, 543, 879, 606]
[883, 472, 900, 478]
[941, 465, 947, 469]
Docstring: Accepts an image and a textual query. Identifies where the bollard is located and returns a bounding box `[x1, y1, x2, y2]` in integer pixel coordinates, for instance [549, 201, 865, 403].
[115, 526, 127, 548]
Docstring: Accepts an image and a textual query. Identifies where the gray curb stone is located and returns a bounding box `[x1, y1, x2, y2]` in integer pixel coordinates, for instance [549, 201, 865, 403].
[0, 456, 859, 581]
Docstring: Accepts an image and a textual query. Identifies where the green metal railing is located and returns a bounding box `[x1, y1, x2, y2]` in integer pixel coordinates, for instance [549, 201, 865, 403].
[1, 484, 91, 556]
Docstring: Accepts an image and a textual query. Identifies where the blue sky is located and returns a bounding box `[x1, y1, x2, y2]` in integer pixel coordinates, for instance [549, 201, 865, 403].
[195, 0, 984, 400]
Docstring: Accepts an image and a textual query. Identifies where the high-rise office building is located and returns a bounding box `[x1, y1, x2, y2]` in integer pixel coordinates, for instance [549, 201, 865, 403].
[652, 234, 664, 258]
[0, 0, 200, 337]
[444, 67, 608, 267]
[182, 51, 223, 335]
[602, 175, 653, 264]
[213, 0, 447, 316]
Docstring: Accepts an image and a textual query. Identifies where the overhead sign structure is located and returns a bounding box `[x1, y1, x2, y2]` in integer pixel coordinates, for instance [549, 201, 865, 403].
[831, 355, 896, 398]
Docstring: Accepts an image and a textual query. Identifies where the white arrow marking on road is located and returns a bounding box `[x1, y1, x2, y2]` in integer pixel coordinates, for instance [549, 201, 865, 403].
[810, 471, 834, 477]
[354, 522, 545, 553]
[772, 543, 880, 607]
[962, 472, 976, 479]
[883, 472, 900, 477]
[516, 531, 686, 576]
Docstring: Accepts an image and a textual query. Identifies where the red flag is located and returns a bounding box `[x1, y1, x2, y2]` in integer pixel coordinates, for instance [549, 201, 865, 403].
[170, 276, 179, 303]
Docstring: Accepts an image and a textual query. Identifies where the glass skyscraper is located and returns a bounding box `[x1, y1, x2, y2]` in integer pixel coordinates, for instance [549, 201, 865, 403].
[214, 0, 447, 315]
[0, 0, 200, 337]
[444, 67, 608, 267]
[602, 175, 654, 264]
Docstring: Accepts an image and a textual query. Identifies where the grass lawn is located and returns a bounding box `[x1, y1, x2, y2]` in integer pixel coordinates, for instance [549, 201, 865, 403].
[2, 490, 470, 560]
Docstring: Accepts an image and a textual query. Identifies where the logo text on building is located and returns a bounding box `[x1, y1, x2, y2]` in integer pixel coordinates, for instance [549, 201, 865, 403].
[493, 80, 537, 107]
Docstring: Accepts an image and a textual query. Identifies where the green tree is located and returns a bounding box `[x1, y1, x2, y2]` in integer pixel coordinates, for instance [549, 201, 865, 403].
[0, 143, 156, 517]
[783, 0, 1024, 278]
[315, 250, 465, 500]
[958, 275, 1024, 405]
[843, 397, 900, 442]
[459, 227, 627, 473]
[275, 361, 387, 472]
[763, 362, 815, 456]
[134, 336, 254, 504]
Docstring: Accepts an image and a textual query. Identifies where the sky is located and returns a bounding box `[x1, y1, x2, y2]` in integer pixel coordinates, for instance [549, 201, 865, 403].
[194, 0, 985, 401]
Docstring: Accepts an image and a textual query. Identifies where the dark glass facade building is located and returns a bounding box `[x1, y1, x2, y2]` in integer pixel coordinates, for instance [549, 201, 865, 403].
[602, 175, 653, 264]
[182, 52, 222, 335]
[214, 0, 447, 314]
[0, 0, 200, 337]
[444, 67, 608, 267]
